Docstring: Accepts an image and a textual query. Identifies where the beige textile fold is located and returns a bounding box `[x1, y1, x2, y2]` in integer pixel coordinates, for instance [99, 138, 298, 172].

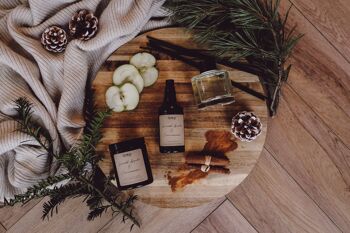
[0, 0, 169, 200]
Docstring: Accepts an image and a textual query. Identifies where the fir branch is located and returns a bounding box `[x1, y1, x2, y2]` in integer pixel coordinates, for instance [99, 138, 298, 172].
[61, 110, 111, 175]
[76, 175, 140, 227]
[42, 182, 90, 219]
[14, 98, 53, 153]
[86, 194, 103, 210]
[87, 205, 111, 221]
[1, 174, 71, 207]
[6, 98, 140, 229]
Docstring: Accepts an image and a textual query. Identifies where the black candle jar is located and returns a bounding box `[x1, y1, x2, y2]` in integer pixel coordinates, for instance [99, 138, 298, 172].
[109, 137, 153, 190]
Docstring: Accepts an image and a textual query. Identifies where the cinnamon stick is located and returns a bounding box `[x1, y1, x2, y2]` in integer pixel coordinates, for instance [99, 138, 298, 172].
[186, 154, 229, 166]
[187, 164, 230, 174]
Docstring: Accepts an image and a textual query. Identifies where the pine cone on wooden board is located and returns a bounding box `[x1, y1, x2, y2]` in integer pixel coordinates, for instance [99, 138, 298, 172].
[69, 9, 98, 41]
[231, 111, 262, 142]
[41, 26, 67, 53]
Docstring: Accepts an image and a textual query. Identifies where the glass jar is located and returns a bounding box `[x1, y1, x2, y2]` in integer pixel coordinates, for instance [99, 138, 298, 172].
[191, 70, 235, 109]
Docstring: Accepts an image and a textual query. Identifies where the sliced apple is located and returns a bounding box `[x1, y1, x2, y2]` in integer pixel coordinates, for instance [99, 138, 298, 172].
[113, 64, 144, 93]
[130, 52, 156, 68]
[105, 83, 140, 112]
[139, 66, 159, 87]
[106, 86, 124, 112]
[130, 52, 159, 87]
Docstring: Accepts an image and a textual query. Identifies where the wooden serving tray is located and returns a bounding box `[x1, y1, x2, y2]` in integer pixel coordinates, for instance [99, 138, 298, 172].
[93, 28, 267, 208]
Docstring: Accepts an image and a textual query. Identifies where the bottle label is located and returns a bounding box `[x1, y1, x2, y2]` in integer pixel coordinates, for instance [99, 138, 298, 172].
[159, 114, 185, 147]
[113, 149, 148, 186]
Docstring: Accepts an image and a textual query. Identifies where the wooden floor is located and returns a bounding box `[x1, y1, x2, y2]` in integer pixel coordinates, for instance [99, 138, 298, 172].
[1, 0, 349, 232]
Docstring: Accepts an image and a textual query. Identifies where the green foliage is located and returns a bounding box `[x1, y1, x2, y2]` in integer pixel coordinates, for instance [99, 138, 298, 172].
[42, 182, 90, 219]
[14, 98, 54, 153]
[2, 174, 71, 207]
[2, 98, 139, 230]
[57, 110, 111, 176]
[166, 0, 303, 116]
[87, 205, 111, 221]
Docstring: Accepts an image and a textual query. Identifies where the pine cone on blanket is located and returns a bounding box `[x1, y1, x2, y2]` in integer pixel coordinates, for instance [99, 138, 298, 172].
[41, 26, 68, 53]
[69, 9, 98, 41]
[231, 111, 262, 142]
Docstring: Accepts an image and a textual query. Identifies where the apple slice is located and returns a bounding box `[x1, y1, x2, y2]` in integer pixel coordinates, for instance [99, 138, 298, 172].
[130, 52, 156, 68]
[130, 52, 159, 87]
[113, 64, 144, 93]
[139, 66, 159, 87]
[105, 83, 140, 112]
[106, 86, 124, 112]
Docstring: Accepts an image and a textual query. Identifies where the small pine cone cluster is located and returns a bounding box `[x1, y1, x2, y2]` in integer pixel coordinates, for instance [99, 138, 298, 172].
[231, 111, 262, 142]
[41, 26, 68, 53]
[69, 9, 98, 41]
[41, 10, 98, 53]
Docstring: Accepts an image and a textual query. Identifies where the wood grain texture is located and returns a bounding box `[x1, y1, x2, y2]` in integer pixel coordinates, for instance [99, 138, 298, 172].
[98, 198, 225, 233]
[227, 149, 341, 233]
[6, 197, 114, 233]
[289, 0, 350, 61]
[192, 200, 257, 233]
[280, 1, 350, 145]
[92, 28, 268, 208]
[0, 198, 41, 229]
[265, 96, 350, 231]
[282, 85, 350, 184]
[256, 3, 350, 231]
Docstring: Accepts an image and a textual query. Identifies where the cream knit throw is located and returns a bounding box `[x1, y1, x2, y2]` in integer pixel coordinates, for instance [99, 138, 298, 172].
[0, 0, 168, 201]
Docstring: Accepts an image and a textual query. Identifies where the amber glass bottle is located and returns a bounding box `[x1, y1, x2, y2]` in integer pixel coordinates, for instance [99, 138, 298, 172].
[158, 80, 185, 153]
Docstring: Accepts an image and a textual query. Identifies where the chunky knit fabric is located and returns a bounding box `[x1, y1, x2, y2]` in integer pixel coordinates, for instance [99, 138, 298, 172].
[0, 0, 168, 200]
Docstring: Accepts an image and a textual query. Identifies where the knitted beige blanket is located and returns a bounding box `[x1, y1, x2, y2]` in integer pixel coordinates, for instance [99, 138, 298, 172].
[0, 0, 168, 200]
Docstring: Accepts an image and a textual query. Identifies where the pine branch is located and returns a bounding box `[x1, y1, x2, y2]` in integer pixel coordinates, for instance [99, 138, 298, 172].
[166, 0, 303, 116]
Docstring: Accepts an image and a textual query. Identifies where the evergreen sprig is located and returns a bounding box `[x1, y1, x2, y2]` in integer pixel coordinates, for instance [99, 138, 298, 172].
[14, 98, 54, 153]
[87, 205, 111, 221]
[2, 174, 71, 207]
[42, 182, 91, 219]
[1, 98, 139, 230]
[57, 110, 111, 176]
[166, 0, 303, 116]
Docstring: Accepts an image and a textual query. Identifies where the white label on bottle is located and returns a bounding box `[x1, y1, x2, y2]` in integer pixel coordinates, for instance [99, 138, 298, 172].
[113, 149, 148, 186]
[159, 114, 185, 147]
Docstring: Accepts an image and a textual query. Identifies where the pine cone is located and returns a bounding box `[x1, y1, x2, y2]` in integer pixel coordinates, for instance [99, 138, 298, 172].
[41, 26, 67, 53]
[69, 9, 98, 40]
[231, 111, 262, 142]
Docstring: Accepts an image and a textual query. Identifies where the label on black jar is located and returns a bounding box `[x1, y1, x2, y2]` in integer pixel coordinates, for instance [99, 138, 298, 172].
[159, 114, 184, 147]
[113, 149, 148, 186]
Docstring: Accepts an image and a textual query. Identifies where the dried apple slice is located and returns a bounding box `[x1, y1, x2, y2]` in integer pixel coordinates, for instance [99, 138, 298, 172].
[113, 64, 144, 93]
[105, 83, 140, 112]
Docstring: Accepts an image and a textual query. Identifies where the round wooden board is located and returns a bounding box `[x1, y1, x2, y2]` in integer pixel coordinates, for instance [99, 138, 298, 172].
[93, 28, 268, 208]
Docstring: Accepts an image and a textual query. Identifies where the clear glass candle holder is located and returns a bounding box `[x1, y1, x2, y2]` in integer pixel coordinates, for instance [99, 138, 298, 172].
[191, 70, 235, 109]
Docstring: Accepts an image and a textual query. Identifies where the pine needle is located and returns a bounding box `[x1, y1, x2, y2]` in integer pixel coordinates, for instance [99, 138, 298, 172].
[166, 0, 303, 116]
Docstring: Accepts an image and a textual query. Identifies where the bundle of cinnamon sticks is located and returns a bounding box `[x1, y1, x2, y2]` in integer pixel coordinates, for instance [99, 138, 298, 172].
[185, 154, 230, 174]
